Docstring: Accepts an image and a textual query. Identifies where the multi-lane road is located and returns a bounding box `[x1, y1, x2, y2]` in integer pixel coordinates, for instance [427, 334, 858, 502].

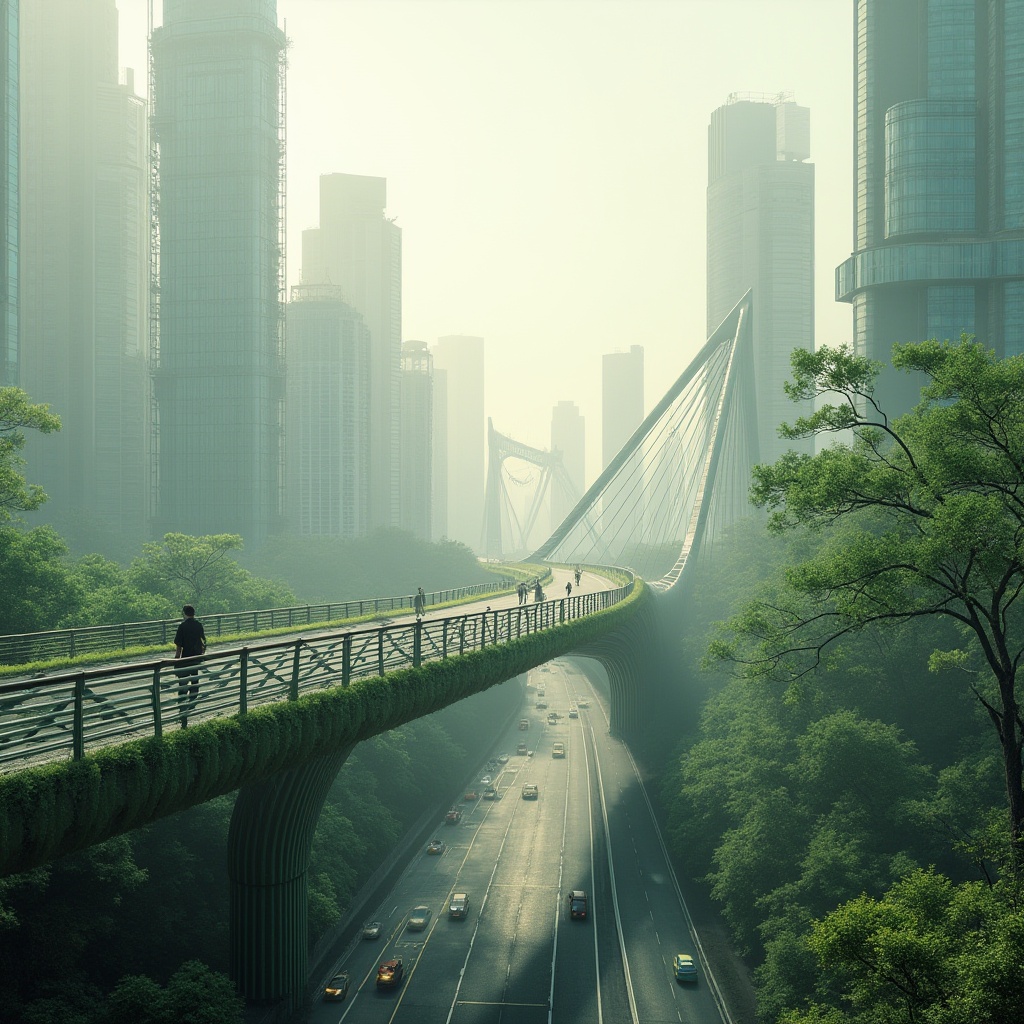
[307, 658, 732, 1024]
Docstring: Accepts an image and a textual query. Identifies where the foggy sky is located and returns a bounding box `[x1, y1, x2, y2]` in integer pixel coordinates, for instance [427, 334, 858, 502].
[117, 0, 851, 486]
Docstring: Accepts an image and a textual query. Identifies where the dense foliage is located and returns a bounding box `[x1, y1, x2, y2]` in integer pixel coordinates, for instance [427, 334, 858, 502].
[663, 340, 1024, 1023]
[0, 681, 521, 1023]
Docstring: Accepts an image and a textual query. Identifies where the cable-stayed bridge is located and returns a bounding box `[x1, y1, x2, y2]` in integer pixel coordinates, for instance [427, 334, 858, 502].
[0, 295, 757, 1007]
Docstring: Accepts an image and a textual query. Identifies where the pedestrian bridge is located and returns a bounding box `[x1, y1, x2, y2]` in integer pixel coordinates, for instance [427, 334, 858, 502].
[0, 295, 757, 1007]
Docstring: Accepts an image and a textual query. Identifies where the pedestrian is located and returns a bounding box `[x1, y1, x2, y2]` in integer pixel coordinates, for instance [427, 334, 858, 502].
[533, 581, 544, 603]
[565, 581, 573, 597]
[414, 587, 426, 619]
[173, 604, 206, 728]
[574, 568, 581, 586]
[519, 582, 527, 605]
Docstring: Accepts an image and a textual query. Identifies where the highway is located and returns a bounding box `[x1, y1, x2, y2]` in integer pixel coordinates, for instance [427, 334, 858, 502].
[307, 659, 731, 1024]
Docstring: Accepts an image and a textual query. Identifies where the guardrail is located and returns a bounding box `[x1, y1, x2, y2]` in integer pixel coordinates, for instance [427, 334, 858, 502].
[0, 575, 633, 771]
[0, 578, 525, 667]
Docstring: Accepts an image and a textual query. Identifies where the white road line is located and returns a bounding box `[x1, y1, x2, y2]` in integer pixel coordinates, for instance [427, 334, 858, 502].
[590, 718, 641, 1024]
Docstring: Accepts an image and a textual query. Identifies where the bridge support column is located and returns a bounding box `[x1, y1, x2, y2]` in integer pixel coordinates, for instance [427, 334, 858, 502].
[228, 744, 354, 1007]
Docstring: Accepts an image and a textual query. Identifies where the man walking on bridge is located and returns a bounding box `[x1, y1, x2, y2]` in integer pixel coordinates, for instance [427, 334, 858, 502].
[174, 605, 206, 728]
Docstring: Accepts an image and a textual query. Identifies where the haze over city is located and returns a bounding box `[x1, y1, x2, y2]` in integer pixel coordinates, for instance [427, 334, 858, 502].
[117, 0, 852, 482]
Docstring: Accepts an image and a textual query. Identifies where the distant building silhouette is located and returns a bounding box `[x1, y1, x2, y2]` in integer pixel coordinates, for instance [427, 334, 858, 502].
[151, 0, 286, 545]
[285, 284, 371, 538]
[0, 0, 16, 386]
[707, 94, 814, 462]
[837, 0, 1024, 414]
[432, 335, 484, 552]
[550, 400, 584, 533]
[602, 345, 644, 538]
[20, 0, 149, 550]
[431, 364, 448, 541]
[302, 174, 402, 532]
[399, 341, 433, 540]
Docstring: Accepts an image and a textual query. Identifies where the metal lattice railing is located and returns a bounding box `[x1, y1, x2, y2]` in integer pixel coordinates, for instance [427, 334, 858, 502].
[0, 577, 633, 772]
[0, 580, 520, 667]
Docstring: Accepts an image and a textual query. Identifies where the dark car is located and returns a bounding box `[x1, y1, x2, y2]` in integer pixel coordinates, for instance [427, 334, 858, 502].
[324, 972, 350, 1001]
[568, 890, 588, 920]
[376, 958, 404, 988]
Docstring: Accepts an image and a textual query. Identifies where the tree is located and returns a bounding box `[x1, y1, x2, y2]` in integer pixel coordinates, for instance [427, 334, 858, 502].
[0, 526, 82, 632]
[0, 388, 61, 523]
[127, 533, 295, 614]
[710, 338, 1024, 863]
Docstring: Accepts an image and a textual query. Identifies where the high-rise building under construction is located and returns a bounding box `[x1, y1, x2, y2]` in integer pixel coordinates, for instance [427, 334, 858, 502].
[151, 0, 286, 544]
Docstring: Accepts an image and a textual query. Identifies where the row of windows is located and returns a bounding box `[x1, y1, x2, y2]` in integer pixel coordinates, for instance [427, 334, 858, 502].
[837, 238, 1024, 301]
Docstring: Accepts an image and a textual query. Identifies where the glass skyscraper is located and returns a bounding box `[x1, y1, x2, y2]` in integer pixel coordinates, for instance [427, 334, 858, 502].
[152, 0, 286, 544]
[837, 0, 1024, 413]
[0, 0, 16, 386]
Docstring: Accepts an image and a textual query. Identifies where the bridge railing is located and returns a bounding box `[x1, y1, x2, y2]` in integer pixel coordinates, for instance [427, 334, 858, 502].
[0, 576, 633, 771]
[0, 579, 523, 667]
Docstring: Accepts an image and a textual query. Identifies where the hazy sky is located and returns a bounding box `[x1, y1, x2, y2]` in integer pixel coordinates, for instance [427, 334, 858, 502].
[118, 0, 852, 485]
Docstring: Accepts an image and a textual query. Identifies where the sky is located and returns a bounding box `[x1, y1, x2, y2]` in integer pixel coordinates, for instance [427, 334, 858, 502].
[117, 0, 852, 486]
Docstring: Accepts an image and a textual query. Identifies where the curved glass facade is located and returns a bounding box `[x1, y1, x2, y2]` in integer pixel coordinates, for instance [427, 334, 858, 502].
[841, 0, 1024, 411]
[0, 0, 16, 386]
[885, 100, 976, 237]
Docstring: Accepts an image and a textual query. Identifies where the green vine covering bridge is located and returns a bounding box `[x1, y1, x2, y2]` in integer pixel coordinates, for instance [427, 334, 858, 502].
[0, 295, 757, 1010]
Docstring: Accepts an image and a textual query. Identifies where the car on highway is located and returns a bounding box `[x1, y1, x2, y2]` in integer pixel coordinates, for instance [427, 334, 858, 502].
[568, 890, 588, 920]
[464, 790, 479, 801]
[547, 711, 560, 723]
[568, 707, 579, 718]
[407, 905, 432, 931]
[482, 785, 498, 800]
[537, 688, 545, 696]
[577, 698, 590, 708]
[521, 783, 539, 799]
[497, 753, 509, 764]
[426, 838, 446, 855]
[324, 972, 350, 1001]
[517, 742, 528, 755]
[445, 807, 462, 824]
[674, 953, 698, 982]
[362, 920, 383, 939]
[552, 742, 565, 758]
[376, 958, 404, 988]
[519, 719, 530, 730]
[449, 892, 469, 918]
[535, 700, 548, 709]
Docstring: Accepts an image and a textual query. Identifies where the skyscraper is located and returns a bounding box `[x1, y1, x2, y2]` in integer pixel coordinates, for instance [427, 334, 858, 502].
[151, 0, 286, 544]
[20, 0, 149, 549]
[285, 284, 370, 538]
[602, 345, 644, 470]
[836, 0, 1024, 414]
[602, 345, 644, 538]
[431, 365, 448, 541]
[550, 400, 584, 532]
[707, 94, 814, 462]
[399, 340, 433, 540]
[0, 0, 16, 387]
[433, 335, 484, 551]
[301, 174, 401, 531]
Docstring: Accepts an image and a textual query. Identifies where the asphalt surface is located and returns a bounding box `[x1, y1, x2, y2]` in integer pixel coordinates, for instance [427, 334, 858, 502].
[305, 659, 732, 1024]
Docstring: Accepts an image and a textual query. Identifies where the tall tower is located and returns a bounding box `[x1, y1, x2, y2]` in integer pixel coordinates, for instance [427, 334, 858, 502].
[20, 0, 149, 550]
[0, 0, 16, 387]
[301, 173, 401, 532]
[837, 0, 1024, 414]
[550, 399, 584, 532]
[432, 335, 484, 551]
[602, 345, 644, 538]
[285, 284, 370, 538]
[399, 340, 433, 540]
[151, 0, 286, 544]
[707, 94, 814, 462]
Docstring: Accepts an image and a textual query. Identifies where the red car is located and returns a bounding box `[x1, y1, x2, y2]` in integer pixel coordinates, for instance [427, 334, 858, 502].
[463, 790, 479, 801]
[445, 807, 462, 824]
[376, 958, 404, 988]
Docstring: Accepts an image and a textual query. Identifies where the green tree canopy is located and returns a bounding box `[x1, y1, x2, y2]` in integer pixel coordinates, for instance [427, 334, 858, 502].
[0, 388, 60, 523]
[710, 338, 1024, 860]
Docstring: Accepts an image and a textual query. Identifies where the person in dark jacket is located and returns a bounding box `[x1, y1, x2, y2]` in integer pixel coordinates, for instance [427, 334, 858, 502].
[173, 605, 206, 728]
